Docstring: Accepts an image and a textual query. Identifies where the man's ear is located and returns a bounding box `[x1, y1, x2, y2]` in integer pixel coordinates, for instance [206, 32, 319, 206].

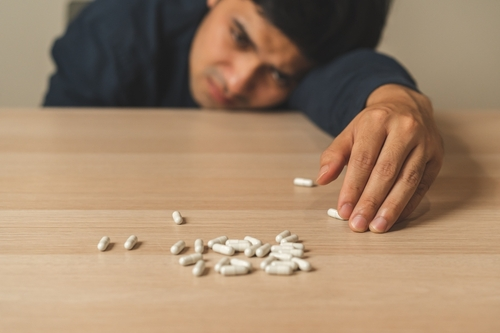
[207, 0, 220, 9]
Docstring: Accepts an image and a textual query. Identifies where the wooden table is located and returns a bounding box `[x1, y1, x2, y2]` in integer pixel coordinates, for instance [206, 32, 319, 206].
[0, 108, 499, 333]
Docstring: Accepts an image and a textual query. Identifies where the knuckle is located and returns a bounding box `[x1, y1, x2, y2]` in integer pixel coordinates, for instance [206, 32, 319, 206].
[374, 160, 399, 180]
[402, 166, 423, 188]
[351, 151, 376, 172]
[359, 196, 381, 212]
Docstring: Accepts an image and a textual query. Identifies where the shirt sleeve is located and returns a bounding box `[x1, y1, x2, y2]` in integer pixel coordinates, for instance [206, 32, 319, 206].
[43, 0, 161, 107]
[288, 48, 418, 137]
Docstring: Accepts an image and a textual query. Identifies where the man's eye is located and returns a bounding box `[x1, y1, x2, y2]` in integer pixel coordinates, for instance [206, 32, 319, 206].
[270, 69, 291, 87]
[231, 28, 250, 47]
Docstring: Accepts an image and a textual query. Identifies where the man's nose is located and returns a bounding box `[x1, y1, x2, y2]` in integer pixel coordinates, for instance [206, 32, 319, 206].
[226, 56, 260, 96]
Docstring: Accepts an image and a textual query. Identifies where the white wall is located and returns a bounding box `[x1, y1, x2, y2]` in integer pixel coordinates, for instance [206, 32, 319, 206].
[378, 0, 500, 110]
[0, 0, 499, 109]
[0, 0, 68, 107]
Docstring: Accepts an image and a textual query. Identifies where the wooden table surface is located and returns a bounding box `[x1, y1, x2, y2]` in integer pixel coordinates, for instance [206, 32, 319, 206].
[0, 108, 499, 333]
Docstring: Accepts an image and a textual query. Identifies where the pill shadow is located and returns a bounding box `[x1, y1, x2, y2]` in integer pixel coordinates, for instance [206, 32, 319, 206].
[179, 246, 190, 254]
[131, 241, 143, 250]
[106, 242, 115, 251]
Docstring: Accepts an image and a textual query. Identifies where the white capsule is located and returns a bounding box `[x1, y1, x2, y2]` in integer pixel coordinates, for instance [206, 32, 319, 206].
[172, 211, 184, 225]
[212, 243, 235, 256]
[243, 236, 262, 246]
[271, 260, 299, 271]
[220, 265, 249, 276]
[260, 256, 277, 270]
[269, 252, 293, 261]
[274, 243, 305, 250]
[194, 239, 204, 254]
[225, 240, 251, 251]
[271, 247, 304, 258]
[230, 258, 253, 271]
[244, 243, 261, 257]
[293, 177, 314, 187]
[265, 265, 293, 276]
[207, 236, 228, 248]
[179, 253, 203, 266]
[280, 234, 299, 244]
[215, 257, 231, 273]
[124, 235, 138, 250]
[256, 243, 271, 257]
[97, 236, 110, 251]
[192, 260, 205, 277]
[275, 230, 291, 242]
[170, 240, 185, 255]
[327, 208, 348, 221]
[292, 257, 312, 271]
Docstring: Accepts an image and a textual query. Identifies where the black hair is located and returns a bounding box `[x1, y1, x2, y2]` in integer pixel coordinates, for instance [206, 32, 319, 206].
[251, 0, 392, 64]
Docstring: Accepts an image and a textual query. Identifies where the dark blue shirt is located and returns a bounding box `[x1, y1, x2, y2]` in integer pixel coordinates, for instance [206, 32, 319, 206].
[44, 0, 418, 136]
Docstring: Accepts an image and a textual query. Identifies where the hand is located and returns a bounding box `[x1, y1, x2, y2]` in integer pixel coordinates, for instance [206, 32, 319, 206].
[316, 84, 444, 233]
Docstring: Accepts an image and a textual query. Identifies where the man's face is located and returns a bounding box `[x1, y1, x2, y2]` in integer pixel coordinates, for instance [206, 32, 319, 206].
[189, 0, 313, 109]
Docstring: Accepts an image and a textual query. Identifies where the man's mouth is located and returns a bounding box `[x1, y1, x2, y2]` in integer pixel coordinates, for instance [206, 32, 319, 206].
[207, 77, 234, 106]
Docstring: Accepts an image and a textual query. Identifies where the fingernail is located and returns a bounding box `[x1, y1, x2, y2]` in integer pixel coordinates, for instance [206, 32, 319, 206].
[316, 165, 329, 183]
[370, 217, 388, 233]
[339, 203, 353, 219]
[351, 215, 368, 232]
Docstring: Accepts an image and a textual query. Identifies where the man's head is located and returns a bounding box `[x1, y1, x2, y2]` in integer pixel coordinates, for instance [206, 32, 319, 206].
[189, 0, 390, 109]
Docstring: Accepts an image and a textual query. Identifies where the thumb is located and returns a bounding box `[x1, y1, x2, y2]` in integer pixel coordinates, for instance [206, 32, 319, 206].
[316, 131, 352, 185]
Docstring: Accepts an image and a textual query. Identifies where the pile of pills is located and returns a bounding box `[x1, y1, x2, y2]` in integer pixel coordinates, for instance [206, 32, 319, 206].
[172, 229, 312, 277]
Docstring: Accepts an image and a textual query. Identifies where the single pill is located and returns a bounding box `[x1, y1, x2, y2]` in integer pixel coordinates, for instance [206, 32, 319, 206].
[256, 243, 271, 257]
[194, 239, 204, 254]
[244, 243, 261, 257]
[215, 257, 230, 273]
[208, 236, 228, 248]
[327, 208, 348, 221]
[124, 235, 138, 250]
[170, 240, 185, 255]
[280, 234, 299, 244]
[270, 252, 293, 261]
[271, 244, 305, 251]
[212, 243, 235, 256]
[292, 257, 312, 272]
[97, 236, 110, 252]
[265, 265, 293, 276]
[271, 260, 299, 271]
[260, 256, 276, 270]
[230, 258, 253, 271]
[271, 248, 304, 258]
[172, 211, 184, 225]
[275, 230, 291, 242]
[220, 265, 249, 276]
[179, 253, 203, 266]
[243, 236, 262, 246]
[192, 260, 205, 277]
[293, 178, 314, 187]
[225, 240, 251, 252]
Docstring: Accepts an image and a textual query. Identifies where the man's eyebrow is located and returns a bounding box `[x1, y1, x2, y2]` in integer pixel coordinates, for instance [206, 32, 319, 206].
[232, 18, 257, 51]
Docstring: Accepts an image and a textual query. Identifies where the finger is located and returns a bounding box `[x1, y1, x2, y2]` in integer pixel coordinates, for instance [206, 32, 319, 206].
[367, 147, 434, 233]
[396, 158, 443, 223]
[338, 125, 388, 226]
[316, 131, 352, 185]
[347, 130, 417, 232]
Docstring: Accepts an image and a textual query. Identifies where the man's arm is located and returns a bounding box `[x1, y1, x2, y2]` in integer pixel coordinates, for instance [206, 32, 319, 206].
[289, 49, 444, 233]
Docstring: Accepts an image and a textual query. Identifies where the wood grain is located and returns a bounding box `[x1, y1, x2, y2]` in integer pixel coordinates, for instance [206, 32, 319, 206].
[0, 108, 499, 333]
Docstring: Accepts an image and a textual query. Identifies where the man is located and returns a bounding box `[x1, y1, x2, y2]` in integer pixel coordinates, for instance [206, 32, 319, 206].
[44, 0, 444, 233]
